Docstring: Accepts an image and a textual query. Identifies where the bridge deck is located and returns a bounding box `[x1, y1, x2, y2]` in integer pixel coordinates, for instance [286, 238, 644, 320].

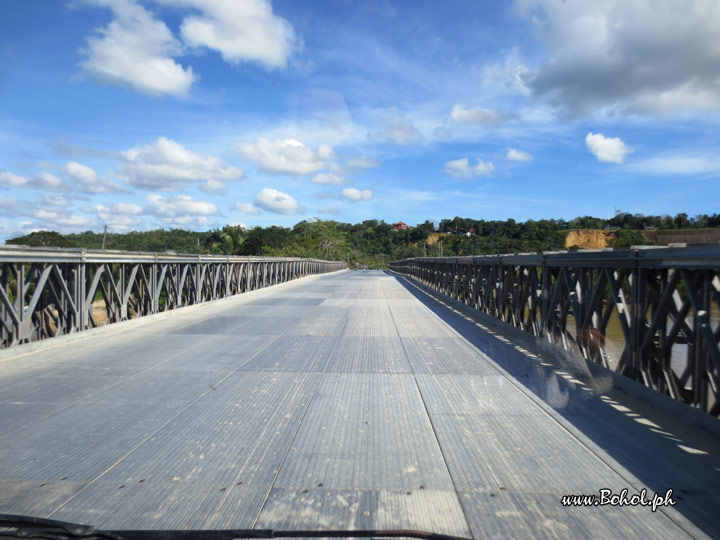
[1, 271, 719, 538]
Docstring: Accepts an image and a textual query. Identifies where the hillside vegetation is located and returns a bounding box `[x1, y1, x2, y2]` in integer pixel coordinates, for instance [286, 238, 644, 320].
[6, 212, 720, 269]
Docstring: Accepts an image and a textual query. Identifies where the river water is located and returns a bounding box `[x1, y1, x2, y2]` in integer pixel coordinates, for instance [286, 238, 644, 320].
[566, 305, 720, 384]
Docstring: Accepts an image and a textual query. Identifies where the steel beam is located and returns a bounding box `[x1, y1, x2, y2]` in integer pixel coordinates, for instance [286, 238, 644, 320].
[0, 246, 345, 350]
[389, 245, 720, 416]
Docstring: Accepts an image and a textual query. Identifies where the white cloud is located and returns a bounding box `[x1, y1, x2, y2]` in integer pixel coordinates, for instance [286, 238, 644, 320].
[92, 202, 143, 231]
[340, 188, 373, 202]
[33, 172, 65, 190]
[234, 202, 260, 215]
[346, 156, 379, 169]
[444, 158, 495, 179]
[378, 110, 421, 145]
[445, 158, 473, 180]
[146, 193, 218, 225]
[519, 0, 720, 115]
[507, 148, 533, 162]
[235, 137, 333, 176]
[472, 160, 495, 176]
[318, 207, 339, 215]
[312, 172, 346, 185]
[482, 48, 531, 95]
[66, 161, 126, 193]
[451, 104, 506, 125]
[66, 161, 96, 184]
[112, 202, 143, 214]
[585, 133, 631, 164]
[119, 137, 244, 190]
[0, 170, 29, 187]
[254, 188, 304, 215]
[34, 209, 94, 228]
[40, 194, 70, 207]
[81, 0, 196, 97]
[156, 0, 297, 69]
[317, 144, 336, 161]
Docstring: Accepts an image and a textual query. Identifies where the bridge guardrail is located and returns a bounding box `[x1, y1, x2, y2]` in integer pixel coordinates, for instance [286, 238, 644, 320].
[0, 245, 345, 350]
[389, 245, 720, 417]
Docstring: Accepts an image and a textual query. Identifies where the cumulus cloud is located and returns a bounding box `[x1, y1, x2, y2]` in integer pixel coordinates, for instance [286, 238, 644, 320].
[92, 202, 144, 232]
[146, 193, 218, 225]
[507, 148, 533, 162]
[0, 170, 29, 187]
[377, 110, 421, 145]
[113, 202, 143, 214]
[254, 188, 304, 215]
[80, 0, 196, 97]
[235, 137, 333, 176]
[66, 161, 126, 193]
[234, 202, 260, 215]
[33, 172, 66, 191]
[312, 172, 346, 185]
[119, 137, 244, 190]
[34, 209, 94, 228]
[340, 188, 373, 202]
[1, 169, 70, 192]
[318, 207, 339, 215]
[451, 105, 506, 125]
[40, 194, 70, 207]
[157, 0, 297, 68]
[585, 133, 631, 164]
[519, 0, 720, 115]
[444, 158, 495, 179]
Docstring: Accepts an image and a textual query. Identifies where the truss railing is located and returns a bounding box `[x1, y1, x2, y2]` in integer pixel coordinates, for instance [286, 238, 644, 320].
[0, 246, 345, 350]
[389, 245, 720, 417]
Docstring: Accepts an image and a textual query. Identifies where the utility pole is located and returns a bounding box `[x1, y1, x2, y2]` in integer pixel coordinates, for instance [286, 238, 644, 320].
[101, 225, 107, 250]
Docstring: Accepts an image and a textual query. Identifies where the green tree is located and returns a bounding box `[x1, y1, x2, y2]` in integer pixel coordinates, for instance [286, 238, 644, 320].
[6, 231, 75, 247]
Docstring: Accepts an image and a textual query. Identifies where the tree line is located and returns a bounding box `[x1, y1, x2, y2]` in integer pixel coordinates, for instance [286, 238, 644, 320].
[6, 212, 720, 269]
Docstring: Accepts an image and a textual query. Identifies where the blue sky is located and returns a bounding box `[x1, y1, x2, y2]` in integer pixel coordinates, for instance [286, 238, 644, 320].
[1, 0, 719, 239]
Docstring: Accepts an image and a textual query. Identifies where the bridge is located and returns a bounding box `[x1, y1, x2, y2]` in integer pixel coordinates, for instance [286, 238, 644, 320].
[1, 246, 719, 538]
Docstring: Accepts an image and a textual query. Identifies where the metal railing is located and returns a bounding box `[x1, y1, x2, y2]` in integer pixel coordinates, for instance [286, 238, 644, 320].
[0, 246, 345, 349]
[390, 245, 720, 417]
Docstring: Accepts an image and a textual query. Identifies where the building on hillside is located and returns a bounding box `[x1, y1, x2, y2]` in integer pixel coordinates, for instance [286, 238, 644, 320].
[392, 221, 408, 230]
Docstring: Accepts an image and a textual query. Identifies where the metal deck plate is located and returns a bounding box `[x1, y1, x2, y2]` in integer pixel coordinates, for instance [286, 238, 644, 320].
[0, 270, 717, 538]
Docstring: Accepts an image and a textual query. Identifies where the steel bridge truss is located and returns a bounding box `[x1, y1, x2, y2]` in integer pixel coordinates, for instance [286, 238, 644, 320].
[390, 245, 720, 417]
[0, 246, 345, 350]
